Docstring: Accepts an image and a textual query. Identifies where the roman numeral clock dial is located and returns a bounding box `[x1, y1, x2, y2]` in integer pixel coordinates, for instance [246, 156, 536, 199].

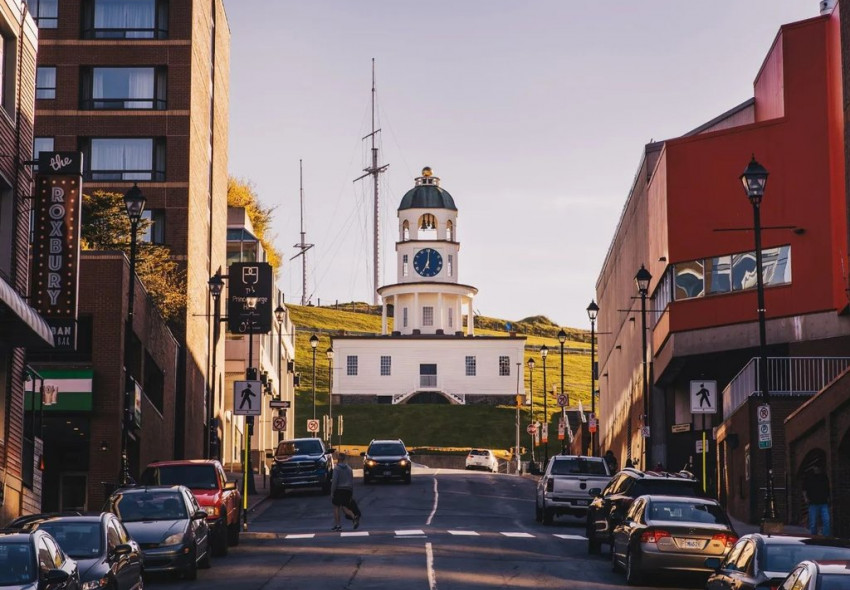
[413, 248, 443, 277]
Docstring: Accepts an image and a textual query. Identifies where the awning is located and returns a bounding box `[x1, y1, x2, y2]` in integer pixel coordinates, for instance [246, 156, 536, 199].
[0, 276, 54, 347]
[25, 368, 94, 412]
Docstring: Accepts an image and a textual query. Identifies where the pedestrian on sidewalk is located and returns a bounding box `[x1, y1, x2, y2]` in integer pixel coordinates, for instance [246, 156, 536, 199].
[330, 451, 360, 531]
[803, 465, 831, 536]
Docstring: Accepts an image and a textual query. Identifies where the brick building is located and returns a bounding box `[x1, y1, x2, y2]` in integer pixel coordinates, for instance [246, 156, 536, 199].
[30, 0, 231, 466]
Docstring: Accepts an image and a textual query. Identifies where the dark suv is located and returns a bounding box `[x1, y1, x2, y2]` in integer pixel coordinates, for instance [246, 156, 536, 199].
[269, 438, 335, 497]
[361, 439, 412, 484]
[586, 468, 703, 554]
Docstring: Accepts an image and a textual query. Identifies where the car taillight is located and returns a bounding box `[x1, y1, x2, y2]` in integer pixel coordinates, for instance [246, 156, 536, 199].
[640, 529, 671, 544]
[711, 533, 738, 548]
[546, 479, 554, 492]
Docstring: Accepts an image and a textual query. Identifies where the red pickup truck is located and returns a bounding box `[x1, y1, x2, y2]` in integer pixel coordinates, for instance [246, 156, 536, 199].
[140, 459, 241, 556]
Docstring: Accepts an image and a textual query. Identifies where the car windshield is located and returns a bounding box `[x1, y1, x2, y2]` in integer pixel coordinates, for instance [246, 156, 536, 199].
[763, 544, 850, 572]
[550, 458, 607, 476]
[140, 465, 218, 490]
[647, 501, 728, 524]
[113, 491, 187, 522]
[276, 440, 324, 456]
[0, 542, 36, 585]
[37, 522, 102, 559]
[819, 574, 850, 590]
[369, 443, 406, 456]
[469, 450, 489, 456]
[634, 480, 701, 496]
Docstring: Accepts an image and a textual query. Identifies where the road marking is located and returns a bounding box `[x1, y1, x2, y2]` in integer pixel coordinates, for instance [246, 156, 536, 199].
[426, 473, 439, 526]
[285, 533, 315, 539]
[554, 534, 587, 541]
[447, 530, 479, 536]
[340, 532, 369, 537]
[426, 542, 437, 590]
[396, 529, 426, 536]
[500, 532, 534, 538]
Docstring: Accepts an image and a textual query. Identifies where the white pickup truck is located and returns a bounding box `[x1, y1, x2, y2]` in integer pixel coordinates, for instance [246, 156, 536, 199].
[535, 455, 612, 525]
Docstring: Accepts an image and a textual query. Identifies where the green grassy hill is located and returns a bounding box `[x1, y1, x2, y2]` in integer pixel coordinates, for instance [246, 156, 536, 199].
[289, 303, 591, 453]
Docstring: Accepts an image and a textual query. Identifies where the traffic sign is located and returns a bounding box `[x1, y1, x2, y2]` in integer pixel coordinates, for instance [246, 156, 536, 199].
[758, 422, 773, 449]
[557, 419, 565, 440]
[541, 423, 549, 443]
[641, 426, 651, 438]
[690, 380, 718, 414]
[269, 399, 291, 408]
[589, 416, 597, 433]
[233, 381, 262, 416]
[272, 416, 286, 431]
[757, 404, 771, 423]
[526, 423, 537, 435]
[306, 419, 320, 433]
[557, 394, 569, 407]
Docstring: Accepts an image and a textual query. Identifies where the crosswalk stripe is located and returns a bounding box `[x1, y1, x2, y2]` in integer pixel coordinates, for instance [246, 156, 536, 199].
[340, 532, 369, 537]
[396, 529, 425, 536]
[554, 534, 587, 541]
[447, 530, 480, 536]
[500, 532, 534, 538]
[285, 533, 315, 539]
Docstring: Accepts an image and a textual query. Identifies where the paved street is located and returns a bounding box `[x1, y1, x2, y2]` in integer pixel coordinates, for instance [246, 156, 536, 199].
[145, 468, 704, 589]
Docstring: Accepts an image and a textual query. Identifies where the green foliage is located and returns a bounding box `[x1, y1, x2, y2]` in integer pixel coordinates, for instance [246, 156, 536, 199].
[227, 177, 282, 271]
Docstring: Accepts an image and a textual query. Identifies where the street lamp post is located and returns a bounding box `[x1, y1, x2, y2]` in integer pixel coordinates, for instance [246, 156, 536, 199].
[326, 347, 334, 444]
[208, 272, 226, 459]
[310, 334, 318, 432]
[527, 357, 535, 468]
[122, 184, 146, 485]
[274, 304, 286, 444]
[558, 329, 567, 455]
[587, 300, 599, 457]
[541, 345, 549, 466]
[635, 265, 652, 470]
[515, 361, 522, 474]
[740, 155, 779, 527]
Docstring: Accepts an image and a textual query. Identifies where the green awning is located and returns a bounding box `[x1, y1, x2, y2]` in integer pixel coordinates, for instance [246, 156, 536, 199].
[25, 368, 93, 412]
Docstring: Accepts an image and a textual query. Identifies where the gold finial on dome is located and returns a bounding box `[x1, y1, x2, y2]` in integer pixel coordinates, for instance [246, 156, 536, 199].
[422, 167, 433, 177]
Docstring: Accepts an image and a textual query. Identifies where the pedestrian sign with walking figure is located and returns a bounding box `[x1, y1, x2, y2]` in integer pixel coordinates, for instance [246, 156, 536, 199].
[689, 380, 717, 414]
[233, 380, 262, 416]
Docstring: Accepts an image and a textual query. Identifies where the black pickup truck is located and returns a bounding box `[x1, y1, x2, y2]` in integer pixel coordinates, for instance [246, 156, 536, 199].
[269, 438, 335, 497]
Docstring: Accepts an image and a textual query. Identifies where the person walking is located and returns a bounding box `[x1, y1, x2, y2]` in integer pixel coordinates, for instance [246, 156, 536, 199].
[803, 465, 831, 536]
[330, 451, 360, 531]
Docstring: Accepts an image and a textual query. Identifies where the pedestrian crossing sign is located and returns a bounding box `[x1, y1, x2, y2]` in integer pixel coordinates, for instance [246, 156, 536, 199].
[234, 380, 262, 416]
[690, 380, 717, 414]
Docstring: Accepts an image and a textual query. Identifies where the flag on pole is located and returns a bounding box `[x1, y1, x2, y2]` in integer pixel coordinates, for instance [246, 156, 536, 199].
[578, 400, 587, 423]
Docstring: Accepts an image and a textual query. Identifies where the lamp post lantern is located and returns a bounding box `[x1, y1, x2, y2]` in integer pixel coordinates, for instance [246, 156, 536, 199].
[541, 345, 549, 466]
[208, 272, 226, 459]
[326, 346, 334, 444]
[740, 155, 779, 526]
[310, 334, 319, 430]
[587, 300, 599, 457]
[275, 303, 286, 443]
[558, 328, 567, 455]
[635, 265, 652, 470]
[527, 357, 535, 467]
[121, 184, 145, 485]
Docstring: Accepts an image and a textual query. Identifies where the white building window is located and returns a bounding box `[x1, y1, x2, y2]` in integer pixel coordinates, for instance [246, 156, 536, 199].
[380, 356, 391, 376]
[448, 254, 453, 277]
[499, 356, 510, 376]
[403, 307, 408, 328]
[422, 306, 434, 327]
[448, 308, 453, 328]
[403, 254, 409, 277]
[36, 67, 56, 99]
[347, 355, 358, 376]
[465, 356, 476, 376]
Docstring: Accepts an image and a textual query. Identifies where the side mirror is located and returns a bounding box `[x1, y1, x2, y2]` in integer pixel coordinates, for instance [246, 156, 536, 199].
[588, 487, 602, 497]
[113, 543, 133, 557]
[45, 569, 70, 584]
[193, 510, 208, 520]
[704, 556, 722, 570]
[224, 481, 237, 491]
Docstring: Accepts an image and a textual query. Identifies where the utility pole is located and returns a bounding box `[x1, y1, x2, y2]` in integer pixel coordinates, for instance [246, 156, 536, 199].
[291, 160, 313, 306]
[354, 58, 389, 305]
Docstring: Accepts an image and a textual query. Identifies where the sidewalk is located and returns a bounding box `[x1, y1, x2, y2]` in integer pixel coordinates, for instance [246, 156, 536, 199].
[728, 514, 809, 536]
[226, 469, 271, 512]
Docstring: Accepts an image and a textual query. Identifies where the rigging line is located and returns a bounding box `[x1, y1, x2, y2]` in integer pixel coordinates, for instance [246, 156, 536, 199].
[375, 88, 415, 182]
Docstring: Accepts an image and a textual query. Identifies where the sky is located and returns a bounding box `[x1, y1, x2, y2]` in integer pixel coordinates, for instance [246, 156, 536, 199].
[222, 0, 818, 329]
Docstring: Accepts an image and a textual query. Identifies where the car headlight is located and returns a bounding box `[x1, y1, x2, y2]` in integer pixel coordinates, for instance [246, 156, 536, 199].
[163, 533, 185, 546]
[204, 505, 219, 517]
[399, 459, 408, 467]
[366, 459, 376, 467]
[82, 577, 109, 590]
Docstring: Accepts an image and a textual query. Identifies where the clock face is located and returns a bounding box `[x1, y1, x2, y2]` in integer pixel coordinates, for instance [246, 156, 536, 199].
[413, 248, 443, 277]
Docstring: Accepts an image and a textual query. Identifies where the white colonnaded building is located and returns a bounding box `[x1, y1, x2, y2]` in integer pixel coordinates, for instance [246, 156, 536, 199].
[332, 167, 526, 405]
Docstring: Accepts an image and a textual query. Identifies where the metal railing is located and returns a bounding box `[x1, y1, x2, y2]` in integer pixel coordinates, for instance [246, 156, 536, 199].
[722, 357, 850, 420]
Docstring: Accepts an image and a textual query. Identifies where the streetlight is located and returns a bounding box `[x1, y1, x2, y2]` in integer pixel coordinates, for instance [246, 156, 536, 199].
[558, 328, 567, 455]
[527, 357, 535, 468]
[635, 265, 651, 470]
[243, 295, 258, 525]
[587, 300, 599, 457]
[208, 272, 226, 459]
[740, 155, 779, 527]
[122, 184, 145, 485]
[274, 303, 286, 444]
[310, 334, 319, 430]
[540, 345, 549, 466]
[326, 346, 334, 444]
[515, 361, 522, 474]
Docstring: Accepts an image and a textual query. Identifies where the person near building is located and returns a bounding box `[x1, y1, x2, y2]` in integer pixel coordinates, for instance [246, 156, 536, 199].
[803, 465, 831, 536]
[604, 450, 618, 474]
[330, 451, 360, 531]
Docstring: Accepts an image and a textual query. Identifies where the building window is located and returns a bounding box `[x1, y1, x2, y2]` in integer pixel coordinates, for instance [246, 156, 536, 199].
[402, 307, 408, 328]
[36, 67, 56, 99]
[81, 67, 166, 110]
[0, 34, 14, 113]
[706, 255, 732, 294]
[32, 137, 54, 172]
[465, 356, 476, 376]
[420, 363, 437, 388]
[674, 260, 704, 300]
[402, 220, 409, 241]
[499, 356, 510, 376]
[422, 306, 434, 327]
[403, 254, 408, 277]
[347, 355, 358, 376]
[448, 307, 453, 328]
[27, 0, 59, 28]
[82, 137, 165, 181]
[82, 0, 169, 39]
[448, 254, 453, 277]
[140, 209, 165, 243]
[380, 356, 391, 376]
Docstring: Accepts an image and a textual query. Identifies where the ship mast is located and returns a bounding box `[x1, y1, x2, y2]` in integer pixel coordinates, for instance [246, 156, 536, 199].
[354, 58, 389, 306]
[291, 159, 313, 306]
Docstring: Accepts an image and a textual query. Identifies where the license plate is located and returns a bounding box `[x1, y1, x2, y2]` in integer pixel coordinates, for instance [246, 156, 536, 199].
[575, 500, 589, 506]
[679, 539, 702, 549]
[383, 470, 392, 476]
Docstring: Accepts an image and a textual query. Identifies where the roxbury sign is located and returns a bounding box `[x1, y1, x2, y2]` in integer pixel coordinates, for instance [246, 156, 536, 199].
[31, 152, 85, 351]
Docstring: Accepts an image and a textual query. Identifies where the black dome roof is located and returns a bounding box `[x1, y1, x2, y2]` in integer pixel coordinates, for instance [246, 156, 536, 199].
[398, 167, 457, 211]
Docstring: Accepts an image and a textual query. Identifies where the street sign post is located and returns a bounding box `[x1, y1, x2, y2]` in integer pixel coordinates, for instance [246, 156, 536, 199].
[306, 419, 320, 433]
[541, 422, 548, 443]
[269, 399, 291, 409]
[557, 394, 568, 407]
[272, 416, 286, 431]
[757, 404, 772, 449]
[233, 381, 262, 416]
[557, 418, 565, 440]
[526, 423, 537, 435]
[690, 380, 718, 414]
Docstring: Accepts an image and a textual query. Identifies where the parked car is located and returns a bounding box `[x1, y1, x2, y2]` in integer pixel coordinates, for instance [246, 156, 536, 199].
[105, 485, 211, 580]
[705, 534, 850, 590]
[586, 467, 704, 554]
[777, 560, 850, 590]
[0, 528, 80, 590]
[30, 513, 143, 590]
[269, 438, 335, 497]
[362, 439, 413, 484]
[536, 455, 611, 524]
[140, 459, 241, 555]
[465, 449, 499, 472]
[610, 494, 737, 585]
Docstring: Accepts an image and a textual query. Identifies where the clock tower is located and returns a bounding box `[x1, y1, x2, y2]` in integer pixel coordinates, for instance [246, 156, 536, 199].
[378, 167, 478, 336]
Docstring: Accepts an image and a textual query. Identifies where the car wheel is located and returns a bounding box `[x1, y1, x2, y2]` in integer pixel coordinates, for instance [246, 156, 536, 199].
[183, 548, 198, 580]
[542, 507, 554, 525]
[199, 543, 212, 569]
[403, 473, 411, 485]
[587, 520, 601, 554]
[611, 543, 622, 573]
[625, 550, 642, 586]
[212, 521, 228, 556]
[227, 519, 241, 546]
[535, 502, 543, 523]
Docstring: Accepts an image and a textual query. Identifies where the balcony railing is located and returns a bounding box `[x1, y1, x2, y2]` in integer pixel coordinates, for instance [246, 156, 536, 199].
[722, 357, 850, 420]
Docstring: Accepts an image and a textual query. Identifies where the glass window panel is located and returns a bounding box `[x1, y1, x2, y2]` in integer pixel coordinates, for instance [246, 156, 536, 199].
[346, 355, 358, 376]
[674, 260, 704, 300]
[94, 0, 156, 38]
[30, 0, 59, 28]
[762, 245, 792, 286]
[706, 255, 732, 294]
[32, 137, 54, 172]
[90, 138, 153, 180]
[732, 252, 757, 291]
[92, 67, 155, 108]
[380, 356, 391, 376]
[465, 356, 476, 376]
[422, 306, 434, 326]
[499, 356, 510, 376]
[36, 67, 56, 99]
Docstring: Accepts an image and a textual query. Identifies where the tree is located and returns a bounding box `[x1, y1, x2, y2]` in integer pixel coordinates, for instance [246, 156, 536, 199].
[81, 191, 187, 327]
[227, 177, 282, 271]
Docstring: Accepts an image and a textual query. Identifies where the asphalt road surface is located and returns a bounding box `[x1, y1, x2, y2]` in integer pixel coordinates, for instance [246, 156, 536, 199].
[145, 467, 705, 589]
